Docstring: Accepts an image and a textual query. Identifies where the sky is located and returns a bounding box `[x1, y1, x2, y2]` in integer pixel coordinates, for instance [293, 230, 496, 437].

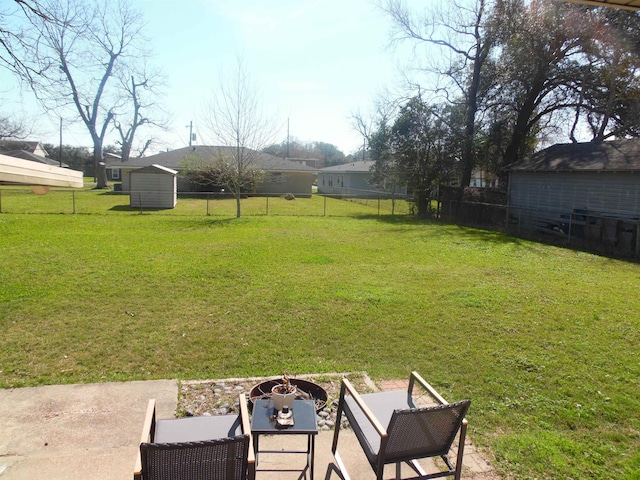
[0, 0, 421, 157]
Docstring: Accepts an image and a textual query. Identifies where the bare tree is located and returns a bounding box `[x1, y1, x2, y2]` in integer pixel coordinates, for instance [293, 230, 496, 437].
[16, 0, 146, 188]
[113, 64, 169, 161]
[201, 57, 278, 218]
[0, 0, 51, 83]
[0, 114, 31, 139]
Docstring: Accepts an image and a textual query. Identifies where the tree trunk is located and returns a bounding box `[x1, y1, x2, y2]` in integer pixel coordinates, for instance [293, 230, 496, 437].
[94, 147, 109, 189]
[417, 193, 429, 217]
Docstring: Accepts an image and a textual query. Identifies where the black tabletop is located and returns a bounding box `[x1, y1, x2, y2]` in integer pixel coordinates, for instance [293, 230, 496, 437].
[251, 399, 318, 435]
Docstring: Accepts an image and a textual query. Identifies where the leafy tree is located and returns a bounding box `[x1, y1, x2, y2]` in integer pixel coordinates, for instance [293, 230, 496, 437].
[487, 1, 594, 168]
[382, 0, 499, 208]
[370, 97, 454, 217]
[312, 141, 345, 166]
[262, 140, 345, 167]
[577, 8, 640, 141]
[43, 142, 91, 171]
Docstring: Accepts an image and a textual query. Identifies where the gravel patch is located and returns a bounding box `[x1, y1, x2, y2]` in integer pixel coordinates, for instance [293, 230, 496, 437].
[178, 372, 376, 430]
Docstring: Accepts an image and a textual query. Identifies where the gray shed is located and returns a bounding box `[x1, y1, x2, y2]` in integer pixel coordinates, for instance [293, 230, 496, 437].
[129, 164, 177, 209]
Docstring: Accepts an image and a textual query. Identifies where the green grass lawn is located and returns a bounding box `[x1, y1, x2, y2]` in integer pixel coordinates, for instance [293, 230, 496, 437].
[1, 189, 639, 479]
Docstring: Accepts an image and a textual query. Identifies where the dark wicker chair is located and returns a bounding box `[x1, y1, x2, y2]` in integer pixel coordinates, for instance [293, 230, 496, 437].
[134, 393, 255, 480]
[331, 372, 471, 480]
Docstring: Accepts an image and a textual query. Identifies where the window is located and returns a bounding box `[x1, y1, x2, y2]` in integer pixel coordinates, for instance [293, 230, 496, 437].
[112, 169, 120, 180]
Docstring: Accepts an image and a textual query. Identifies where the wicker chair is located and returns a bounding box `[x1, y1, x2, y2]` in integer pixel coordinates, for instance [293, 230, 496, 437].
[133, 393, 255, 480]
[331, 372, 471, 480]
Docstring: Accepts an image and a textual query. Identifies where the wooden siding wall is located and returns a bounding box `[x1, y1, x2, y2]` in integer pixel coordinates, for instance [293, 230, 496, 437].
[129, 172, 177, 209]
[510, 171, 640, 217]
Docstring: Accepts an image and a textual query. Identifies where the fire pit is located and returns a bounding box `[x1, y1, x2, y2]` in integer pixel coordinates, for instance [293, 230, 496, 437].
[249, 378, 328, 413]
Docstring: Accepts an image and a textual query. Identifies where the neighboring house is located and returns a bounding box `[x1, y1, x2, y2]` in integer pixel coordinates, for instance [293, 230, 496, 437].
[317, 160, 407, 197]
[0, 140, 68, 167]
[0, 140, 49, 157]
[106, 146, 317, 197]
[104, 152, 121, 180]
[506, 138, 640, 251]
[469, 169, 499, 188]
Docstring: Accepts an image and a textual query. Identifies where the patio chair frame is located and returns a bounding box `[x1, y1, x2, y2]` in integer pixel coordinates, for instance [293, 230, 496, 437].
[331, 371, 470, 480]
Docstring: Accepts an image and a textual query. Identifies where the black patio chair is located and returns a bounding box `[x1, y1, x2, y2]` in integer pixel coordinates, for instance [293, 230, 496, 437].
[331, 372, 471, 480]
[134, 393, 255, 480]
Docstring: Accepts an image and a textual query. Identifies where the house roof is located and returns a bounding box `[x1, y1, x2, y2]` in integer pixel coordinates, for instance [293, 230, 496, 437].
[506, 138, 640, 172]
[0, 140, 48, 155]
[106, 146, 317, 173]
[1, 149, 69, 168]
[320, 160, 375, 173]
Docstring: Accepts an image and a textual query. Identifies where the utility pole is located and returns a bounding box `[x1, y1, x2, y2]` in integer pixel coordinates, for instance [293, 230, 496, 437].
[187, 121, 194, 146]
[286, 118, 290, 158]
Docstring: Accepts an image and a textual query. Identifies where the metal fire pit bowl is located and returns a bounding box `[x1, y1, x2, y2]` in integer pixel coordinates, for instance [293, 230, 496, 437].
[249, 378, 328, 413]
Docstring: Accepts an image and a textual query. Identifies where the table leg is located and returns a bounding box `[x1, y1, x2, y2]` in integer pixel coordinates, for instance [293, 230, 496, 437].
[309, 434, 315, 480]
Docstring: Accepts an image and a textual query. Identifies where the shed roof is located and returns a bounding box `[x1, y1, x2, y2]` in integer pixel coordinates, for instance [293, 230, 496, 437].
[106, 146, 317, 173]
[320, 160, 374, 173]
[134, 164, 178, 175]
[506, 138, 640, 172]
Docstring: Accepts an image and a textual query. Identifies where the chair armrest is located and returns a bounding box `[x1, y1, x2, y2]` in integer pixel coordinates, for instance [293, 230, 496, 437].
[238, 393, 255, 469]
[342, 378, 387, 438]
[133, 399, 156, 480]
[410, 371, 449, 405]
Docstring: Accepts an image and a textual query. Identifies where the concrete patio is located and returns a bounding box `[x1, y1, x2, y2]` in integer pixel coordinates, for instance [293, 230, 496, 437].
[0, 378, 497, 479]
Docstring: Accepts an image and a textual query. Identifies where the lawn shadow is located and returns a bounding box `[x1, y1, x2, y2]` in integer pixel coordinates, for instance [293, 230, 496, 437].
[352, 213, 528, 247]
[108, 205, 176, 212]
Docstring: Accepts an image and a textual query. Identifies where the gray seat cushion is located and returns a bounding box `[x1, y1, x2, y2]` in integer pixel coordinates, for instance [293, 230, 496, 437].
[154, 415, 243, 443]
[344, 390, 416, 461]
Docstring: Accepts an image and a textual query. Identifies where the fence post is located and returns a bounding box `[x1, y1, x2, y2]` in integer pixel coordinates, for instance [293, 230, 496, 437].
[206, 193, 210, 216]
[323, 195, 327, 216]
[392, 193, 395, 216]
[266, 196, 269, 215]
[378, 196, 381, 216]
[72, 190, 76, 214]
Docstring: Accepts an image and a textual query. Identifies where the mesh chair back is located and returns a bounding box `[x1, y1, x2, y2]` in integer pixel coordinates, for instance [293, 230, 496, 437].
[140, 435, 250, 480]
[384, 400, 471, 463]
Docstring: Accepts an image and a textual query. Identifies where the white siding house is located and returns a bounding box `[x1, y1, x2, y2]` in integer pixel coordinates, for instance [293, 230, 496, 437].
[317, 160, 407, 197]
[129, 164, 177, 209]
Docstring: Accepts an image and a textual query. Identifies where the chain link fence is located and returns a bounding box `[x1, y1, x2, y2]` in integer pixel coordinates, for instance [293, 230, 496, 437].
[0, 187, 412, 217]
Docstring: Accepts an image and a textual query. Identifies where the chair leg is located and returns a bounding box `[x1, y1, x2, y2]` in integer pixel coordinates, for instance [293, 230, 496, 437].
[333, 451, 352, 480]
[331, 382, 347, 455]
[454, 420, 469, 480]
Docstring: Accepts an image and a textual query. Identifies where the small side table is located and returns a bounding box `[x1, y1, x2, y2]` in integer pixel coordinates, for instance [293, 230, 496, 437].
[251, 399, 318, 480]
